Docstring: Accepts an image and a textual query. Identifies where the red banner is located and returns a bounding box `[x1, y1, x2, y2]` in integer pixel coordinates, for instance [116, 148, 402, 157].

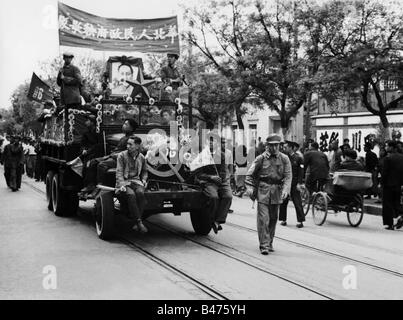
[58, 2, 180, 54]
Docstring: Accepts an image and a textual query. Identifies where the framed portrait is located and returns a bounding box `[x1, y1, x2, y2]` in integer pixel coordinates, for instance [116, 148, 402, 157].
[107, 56, 144, 97]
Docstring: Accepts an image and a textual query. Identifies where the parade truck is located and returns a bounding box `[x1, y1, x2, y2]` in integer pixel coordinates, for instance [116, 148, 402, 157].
[39, 56, 214, 240]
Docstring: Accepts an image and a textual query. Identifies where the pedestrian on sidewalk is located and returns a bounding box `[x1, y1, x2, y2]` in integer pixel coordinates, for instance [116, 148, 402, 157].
[279, 141, 305, 228]
[245, 134, 292, 255]
[382, 140, 403, 230]
[364, 143, 378, 199]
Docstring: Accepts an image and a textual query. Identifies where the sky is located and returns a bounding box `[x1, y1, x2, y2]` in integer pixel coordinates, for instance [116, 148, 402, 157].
[0, 0, 190, 110]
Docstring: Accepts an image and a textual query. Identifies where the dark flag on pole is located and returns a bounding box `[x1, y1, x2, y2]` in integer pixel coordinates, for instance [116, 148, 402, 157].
[27, 73, 54, 103]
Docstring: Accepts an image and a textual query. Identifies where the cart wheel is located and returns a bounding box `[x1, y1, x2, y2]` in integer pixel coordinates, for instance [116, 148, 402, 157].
[301, 186, 310, 216]
[312, 192, 328, 226]
[45, 171, 55, 211]
[95, 191, 115, 240]
[347, 195, 364, 227]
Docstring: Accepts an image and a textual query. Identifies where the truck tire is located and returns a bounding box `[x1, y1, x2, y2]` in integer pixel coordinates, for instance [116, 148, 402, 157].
[46, 171, 55, 211]
[51, 173, 77, 217]
[190, 205, 214, 235]
[95, 191, 115, 240]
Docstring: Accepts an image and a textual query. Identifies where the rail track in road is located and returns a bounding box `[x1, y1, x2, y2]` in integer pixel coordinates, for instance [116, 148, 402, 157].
[225, 221, 403, 279]
[118, 235, 230, 300]
[145, 221, 333, 300]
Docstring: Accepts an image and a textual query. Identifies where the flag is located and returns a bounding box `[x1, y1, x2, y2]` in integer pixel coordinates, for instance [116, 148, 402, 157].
[27, 73, 53, 103]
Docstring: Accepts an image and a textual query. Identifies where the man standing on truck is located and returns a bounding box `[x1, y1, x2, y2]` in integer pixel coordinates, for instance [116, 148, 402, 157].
[57, 52, 83, 108]
[115, 136, 148, 233]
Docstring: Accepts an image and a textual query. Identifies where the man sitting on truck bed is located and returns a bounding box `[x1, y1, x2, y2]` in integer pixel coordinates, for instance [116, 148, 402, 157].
[80, 118, 138, 193]
[116, 136, 148, 233]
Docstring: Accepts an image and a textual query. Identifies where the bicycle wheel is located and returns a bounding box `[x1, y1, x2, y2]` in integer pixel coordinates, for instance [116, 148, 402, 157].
[347, 194, 364, 227]
[300, 186, 310, 216]
[312, 192, 328, 226]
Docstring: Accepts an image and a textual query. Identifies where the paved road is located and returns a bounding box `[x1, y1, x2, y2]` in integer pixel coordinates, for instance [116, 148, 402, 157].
[1, 171, 402, 299]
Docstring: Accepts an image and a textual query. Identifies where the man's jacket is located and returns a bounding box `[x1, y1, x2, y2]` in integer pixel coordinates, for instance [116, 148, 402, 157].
[57, 64, 82, 105]
[116, 150, 147, 188]
[245, 151, 292, 205]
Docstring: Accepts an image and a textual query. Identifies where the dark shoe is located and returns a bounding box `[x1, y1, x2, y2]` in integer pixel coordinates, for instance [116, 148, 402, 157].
[395, 218, 403, 230]
[280, 221, 287, 226]
[260, 249, 269, 255]
[296, 223, 304, 228]
[228, 209, 234, 214]
[385, 225, 394, 230]
[212, 222, 219, 234]
[364, 195, 371, 199]
[268, 246, 274, 252]
[217, 224, 223, 231]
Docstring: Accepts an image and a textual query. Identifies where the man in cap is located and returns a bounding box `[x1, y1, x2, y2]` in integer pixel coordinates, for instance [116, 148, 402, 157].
[2, 135, 24, 191]
[57, 52, 83, 108]
[245, 134, 292, 255]
[160, 53, 182, 91]
[279, 141, 305, 228]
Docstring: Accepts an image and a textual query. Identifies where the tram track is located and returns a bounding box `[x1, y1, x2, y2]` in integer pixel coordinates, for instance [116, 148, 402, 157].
[225, 221, 403, 279]
[146, 220, 333, 300]
[118, 235, 230, 300]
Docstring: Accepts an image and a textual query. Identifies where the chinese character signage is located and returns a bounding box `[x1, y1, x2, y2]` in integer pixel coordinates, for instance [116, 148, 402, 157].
[58, 2, 180, 54]
[27, 73, 53, 103]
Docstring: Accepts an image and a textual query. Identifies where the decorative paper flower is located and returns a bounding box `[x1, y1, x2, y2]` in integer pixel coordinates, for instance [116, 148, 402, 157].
[175, 97, 181, 105]
[126, 96, 133, 104]
[149, 97, 155, 105]
[165, 86, 173, 93]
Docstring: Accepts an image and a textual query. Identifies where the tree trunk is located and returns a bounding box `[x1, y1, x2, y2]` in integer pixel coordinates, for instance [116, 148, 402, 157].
[380, 112, 391, 141]
[235, 105, 244, 130]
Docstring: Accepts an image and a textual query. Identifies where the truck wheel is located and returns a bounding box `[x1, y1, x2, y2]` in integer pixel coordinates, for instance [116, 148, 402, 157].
[45, 171, 55, 211]
[95, 191, 115, 240]
[51, 173, 77, 217]
[190, 205, 214, 236]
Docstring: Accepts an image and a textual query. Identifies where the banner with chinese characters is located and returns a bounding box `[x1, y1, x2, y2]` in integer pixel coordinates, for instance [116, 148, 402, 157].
[58, 2, 180, 54]
[27, 73, 54, 103]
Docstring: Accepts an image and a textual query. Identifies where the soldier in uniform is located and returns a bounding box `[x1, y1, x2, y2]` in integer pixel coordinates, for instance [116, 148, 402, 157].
[57, 52, 83, 108]
[279, 141, 305, 228]
[245, 134, 292, 255]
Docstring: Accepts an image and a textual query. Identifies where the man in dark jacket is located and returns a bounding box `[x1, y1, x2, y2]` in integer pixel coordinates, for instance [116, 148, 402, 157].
[79, 118, 138, 193]
[279, 141, 305, 228]
[304, 142, 329, 193]
[57, 52, 82, 107]
[194, 136, 233, 234]
[338, 149, 364, 171]
[364, 143, 378, 198]
[382, 140, 403, 230]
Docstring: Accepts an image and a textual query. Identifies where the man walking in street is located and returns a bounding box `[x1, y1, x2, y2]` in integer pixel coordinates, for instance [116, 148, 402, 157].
[1, 136, 24, 191]
[115, 136, 148, 233]
[279, 141, 305, 228]
[382, 140, 403, 230]
[245, 134, 292, 255]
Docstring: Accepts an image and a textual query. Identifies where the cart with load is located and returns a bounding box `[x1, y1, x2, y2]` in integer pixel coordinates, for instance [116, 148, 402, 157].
[310, 171, 373, 227]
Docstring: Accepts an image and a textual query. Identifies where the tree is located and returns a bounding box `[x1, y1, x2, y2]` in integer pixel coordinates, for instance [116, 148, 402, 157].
[184, 0, 310, 137]
[183, 0, 257, 130]
[315, 0, 403, 139]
